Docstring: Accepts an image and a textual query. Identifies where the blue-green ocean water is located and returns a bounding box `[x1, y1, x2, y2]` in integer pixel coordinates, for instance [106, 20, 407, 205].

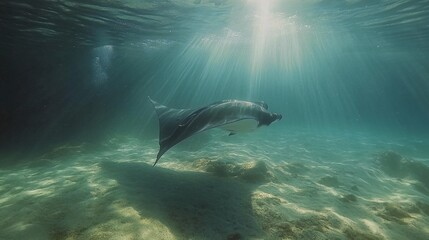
[1, 1, 429, 239]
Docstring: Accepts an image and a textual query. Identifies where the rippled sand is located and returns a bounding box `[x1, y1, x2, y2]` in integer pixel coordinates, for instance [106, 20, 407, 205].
[1, 127, 429, 239]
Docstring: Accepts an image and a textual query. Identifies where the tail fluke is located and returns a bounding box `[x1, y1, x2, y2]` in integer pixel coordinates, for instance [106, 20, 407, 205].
[153, 156, 161, 167]
[148, 96, 193, 166]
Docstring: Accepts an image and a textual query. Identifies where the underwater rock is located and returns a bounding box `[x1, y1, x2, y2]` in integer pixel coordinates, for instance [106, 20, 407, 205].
[292, 215, 345, 239]
[238, 161, 271, 183]
[416, 201, 429, 215]
[253, 194, 282, 209]
[318, 176, 340, 188]
[227, 232, 241, 240]
[413, 182, 429, 196]
[193, 159, 233, 177]
[343, 227, 384, 240]
[375, 151, 405, 178]
[254, 212, 331, 239]
[296, 229, 326, 240]
[272, 222, 294, 238]
[405, 160, 429, 188]
[193, 159, 272, 183]
[252, 190, 368, 240]
[377, 203, 412, 223]
[375, 151, 429, 189]
[251, 192, 291, 238]
[340, 194, 357, 203]
[294, 216, 329, 232]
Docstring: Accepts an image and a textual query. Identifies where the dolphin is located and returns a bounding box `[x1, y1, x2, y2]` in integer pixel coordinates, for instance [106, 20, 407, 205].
[149, 97, 282, 166]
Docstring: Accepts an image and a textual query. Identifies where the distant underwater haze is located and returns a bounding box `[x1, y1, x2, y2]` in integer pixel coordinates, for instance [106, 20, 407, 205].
[1, 0, 429, 149]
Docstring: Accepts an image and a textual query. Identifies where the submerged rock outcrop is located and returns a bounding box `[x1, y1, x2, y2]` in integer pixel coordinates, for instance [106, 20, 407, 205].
[375, 151, 429, 194]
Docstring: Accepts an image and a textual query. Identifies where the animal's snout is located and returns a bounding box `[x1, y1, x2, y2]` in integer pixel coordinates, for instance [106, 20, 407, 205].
[270, 113, 282, 122]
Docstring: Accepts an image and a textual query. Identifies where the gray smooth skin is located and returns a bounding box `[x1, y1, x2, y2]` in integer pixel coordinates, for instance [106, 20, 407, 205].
[149, 97, 282, 166]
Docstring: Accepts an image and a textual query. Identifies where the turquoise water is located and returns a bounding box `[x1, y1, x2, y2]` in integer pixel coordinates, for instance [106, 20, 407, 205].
[1, 0, 429, 239]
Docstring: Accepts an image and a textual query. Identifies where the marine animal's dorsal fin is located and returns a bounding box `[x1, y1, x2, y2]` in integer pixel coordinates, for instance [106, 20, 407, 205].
[254, 101, 268, 109]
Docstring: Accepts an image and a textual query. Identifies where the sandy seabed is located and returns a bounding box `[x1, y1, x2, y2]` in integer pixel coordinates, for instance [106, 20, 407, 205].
[1, 128, 429, 240]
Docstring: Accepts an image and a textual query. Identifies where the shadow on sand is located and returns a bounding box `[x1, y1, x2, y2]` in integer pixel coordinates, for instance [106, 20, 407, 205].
[101, 161, 263, 239]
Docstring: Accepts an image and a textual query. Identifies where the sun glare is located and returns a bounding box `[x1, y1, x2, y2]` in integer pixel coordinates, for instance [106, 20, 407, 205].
[248, 0, 304, 97]
[147, 0, 307, 101]
[247, 0, 276, 13]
